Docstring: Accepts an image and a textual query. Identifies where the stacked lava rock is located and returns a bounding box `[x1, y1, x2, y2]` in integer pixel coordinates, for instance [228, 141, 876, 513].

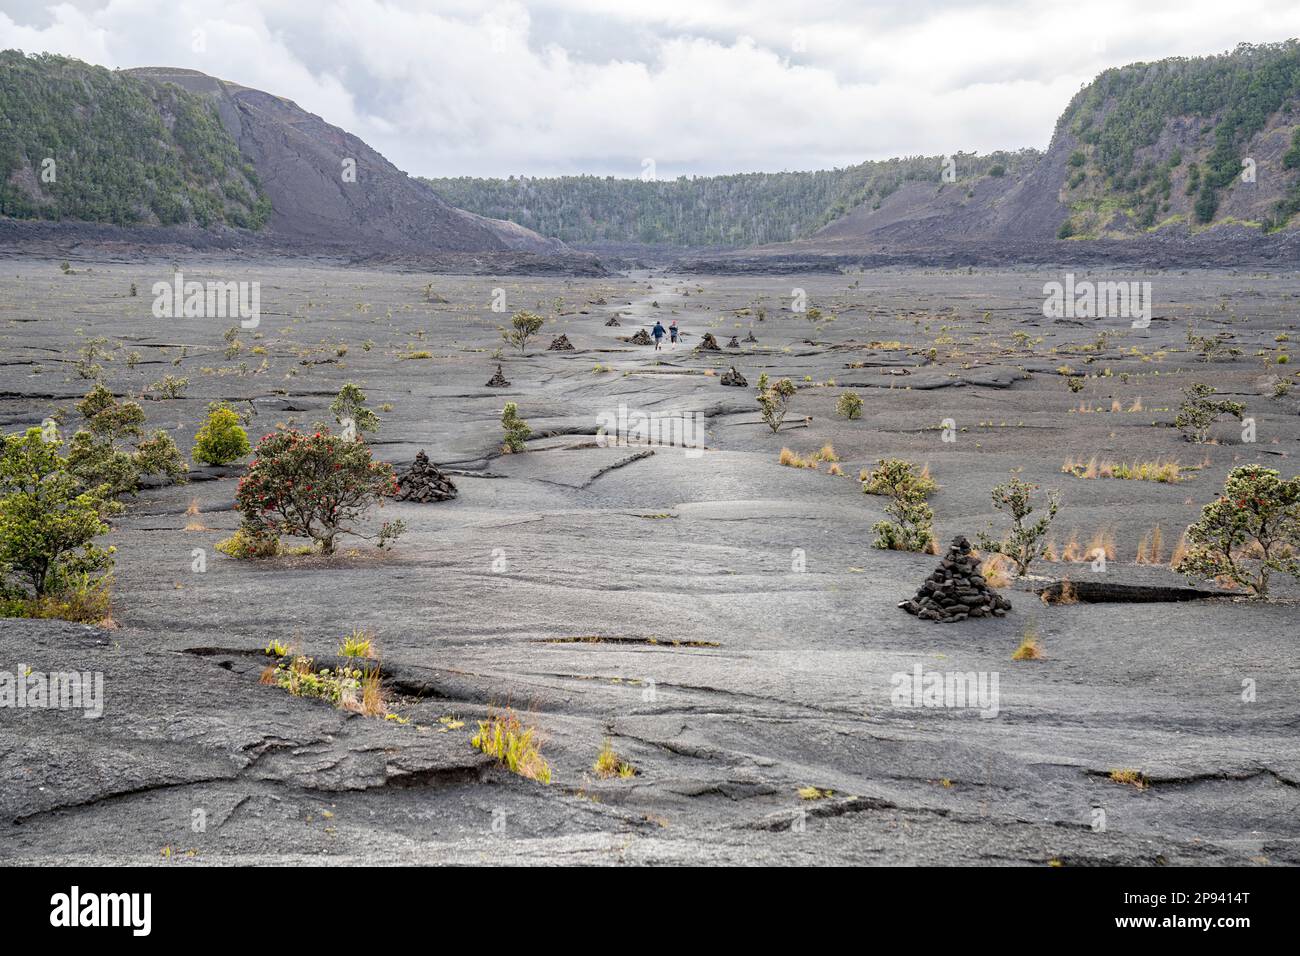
[392, 450, 458, 502]
[605, 316, 621, 327]
[726, 335, 740, 348]
[899, 536, 1011, 622]
[698, 333, 721, 351]
[548, 334, 575, 351]
[485, 364, 510, 387]
[720, 366, 748, 387]
[744, 330, 758, 343]
[629, 329, 653, 345]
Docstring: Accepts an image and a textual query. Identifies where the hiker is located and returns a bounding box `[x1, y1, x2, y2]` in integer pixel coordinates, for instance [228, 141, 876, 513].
[652, 320, 666, 351]
[669, 319, 679, 347]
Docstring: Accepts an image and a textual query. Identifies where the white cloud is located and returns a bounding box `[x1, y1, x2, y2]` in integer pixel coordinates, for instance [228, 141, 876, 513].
[1, 0, 1297, 177]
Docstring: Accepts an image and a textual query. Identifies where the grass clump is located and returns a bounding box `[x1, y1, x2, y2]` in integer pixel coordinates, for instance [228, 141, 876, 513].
[338, 628, 376, 658]
[593, 738, 636, 779]
[471, 708, 552, 784]
[1108, 769, 1148, 790]
[1061, 457, 1186, 483]
[1012, 626, 1045, 661]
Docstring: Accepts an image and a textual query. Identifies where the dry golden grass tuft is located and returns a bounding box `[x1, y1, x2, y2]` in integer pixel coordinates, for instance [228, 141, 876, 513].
[1108, 769, 1148, 790]
[1012, 627, 1045, 661]
[979, 552, 1015, 588]
[1041, 579, 1078, 605]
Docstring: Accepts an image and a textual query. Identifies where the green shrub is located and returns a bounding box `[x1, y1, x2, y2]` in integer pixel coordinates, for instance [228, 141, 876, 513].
[501, 310, 545, 353]
[864, 459, 936, 552]
[215, 525, 279, 559]
[235, 429, 403, 555]
[756, 373, 797, 433]
[0, 428, 114, 601]
[501, 403, 531, 452]
[1174, 382, 1245, 443]
[192, 402, 251, 465]
[329, 382, 380, 437]
[976, 476, 1061, 576]
[1175, 465, 1300, 598]
[65, 384, 187, 496]
[835, 391, 864, 420]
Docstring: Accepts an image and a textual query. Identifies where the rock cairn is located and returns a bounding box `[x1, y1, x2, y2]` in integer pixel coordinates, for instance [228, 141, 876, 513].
[899, 536, 1011, 622]
[726, 335, 740, 348]
[605, 316, 621, 326]
[548, 334, 575, 351]
[698, 332, 721, 351]
[392, 450, 458, 502]
[720, 366, 748, 387]
[485, 364, 510, 387]
[629, 329, 653, 345]
[744, 330, 758, 343]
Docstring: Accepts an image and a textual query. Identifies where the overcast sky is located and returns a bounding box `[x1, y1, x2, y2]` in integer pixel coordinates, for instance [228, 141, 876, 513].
[2, 1, 1298, 179]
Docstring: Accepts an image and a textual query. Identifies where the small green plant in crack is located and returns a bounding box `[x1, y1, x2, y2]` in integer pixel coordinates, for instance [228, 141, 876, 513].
[471, 708, 551, 784]
[593, 738, 636, 779]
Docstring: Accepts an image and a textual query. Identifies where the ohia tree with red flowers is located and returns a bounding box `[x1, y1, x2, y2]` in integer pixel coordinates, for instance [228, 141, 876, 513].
[234, 429, 403, 555]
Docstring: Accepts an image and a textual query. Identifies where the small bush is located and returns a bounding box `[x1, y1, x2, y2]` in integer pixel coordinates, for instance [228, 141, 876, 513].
[192, 402, 251, 465]
[330, 382, 380, 437]
[864, 459, 935, 553]
[149, 374, 189, 399]
[756, 373, 797, 433]
[0, 428, 115, 601]
[501, 310, 545, 354]
[215, 525, 280, 559]
[977, 475, 1060, 577]
[835, 391, 864, 419]
[1175, 382, 1245, 443]
[501, 402, 531, 453]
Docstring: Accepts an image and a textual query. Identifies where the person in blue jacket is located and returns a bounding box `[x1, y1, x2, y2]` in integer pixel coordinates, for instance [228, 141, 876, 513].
[651, 320, 666, 351]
